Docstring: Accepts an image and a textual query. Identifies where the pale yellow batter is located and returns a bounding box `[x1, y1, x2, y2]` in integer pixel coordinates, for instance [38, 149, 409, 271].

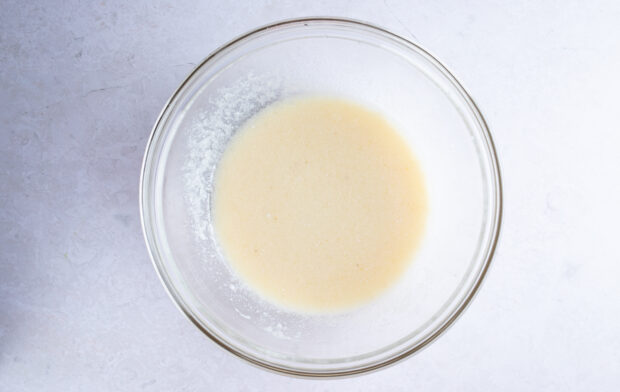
[213, 96, 427, 312]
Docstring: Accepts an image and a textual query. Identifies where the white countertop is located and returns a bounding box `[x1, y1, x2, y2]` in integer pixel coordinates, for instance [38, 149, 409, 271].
[2, 1, 620, 390]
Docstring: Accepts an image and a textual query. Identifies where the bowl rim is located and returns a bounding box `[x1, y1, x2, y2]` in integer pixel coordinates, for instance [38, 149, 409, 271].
[140, 16, 503, 378]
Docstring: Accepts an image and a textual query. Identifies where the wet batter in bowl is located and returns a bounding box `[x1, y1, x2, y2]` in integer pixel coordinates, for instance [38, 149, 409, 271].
[213, 96, 427, 312]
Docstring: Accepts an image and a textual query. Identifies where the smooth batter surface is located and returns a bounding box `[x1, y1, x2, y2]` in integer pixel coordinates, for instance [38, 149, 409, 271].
[213, 96, 427, 312]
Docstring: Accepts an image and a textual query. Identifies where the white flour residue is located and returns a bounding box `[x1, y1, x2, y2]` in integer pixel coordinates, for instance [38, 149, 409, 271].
[183, 73, 281, 241]
[264, 322, 291, 340]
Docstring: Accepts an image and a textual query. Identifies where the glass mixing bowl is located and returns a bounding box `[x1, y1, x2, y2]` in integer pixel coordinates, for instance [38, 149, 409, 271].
[140, 17, 502, 377]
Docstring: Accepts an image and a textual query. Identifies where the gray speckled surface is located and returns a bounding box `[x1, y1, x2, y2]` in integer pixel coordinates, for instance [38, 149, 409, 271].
[2, 1, 620, 390]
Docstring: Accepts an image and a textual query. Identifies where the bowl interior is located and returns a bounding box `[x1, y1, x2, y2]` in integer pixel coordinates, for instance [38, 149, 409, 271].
[141, 19, 501, 375]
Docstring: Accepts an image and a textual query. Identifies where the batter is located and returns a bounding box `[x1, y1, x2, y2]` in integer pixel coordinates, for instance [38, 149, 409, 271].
[213, 96, 427, 312]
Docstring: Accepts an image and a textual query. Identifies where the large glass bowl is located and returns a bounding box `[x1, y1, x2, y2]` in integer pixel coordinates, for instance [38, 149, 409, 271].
[140, 17, 502, 377]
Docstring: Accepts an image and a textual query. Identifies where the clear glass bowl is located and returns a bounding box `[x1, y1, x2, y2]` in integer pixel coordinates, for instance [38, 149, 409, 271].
[140, 17, 502, 377]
